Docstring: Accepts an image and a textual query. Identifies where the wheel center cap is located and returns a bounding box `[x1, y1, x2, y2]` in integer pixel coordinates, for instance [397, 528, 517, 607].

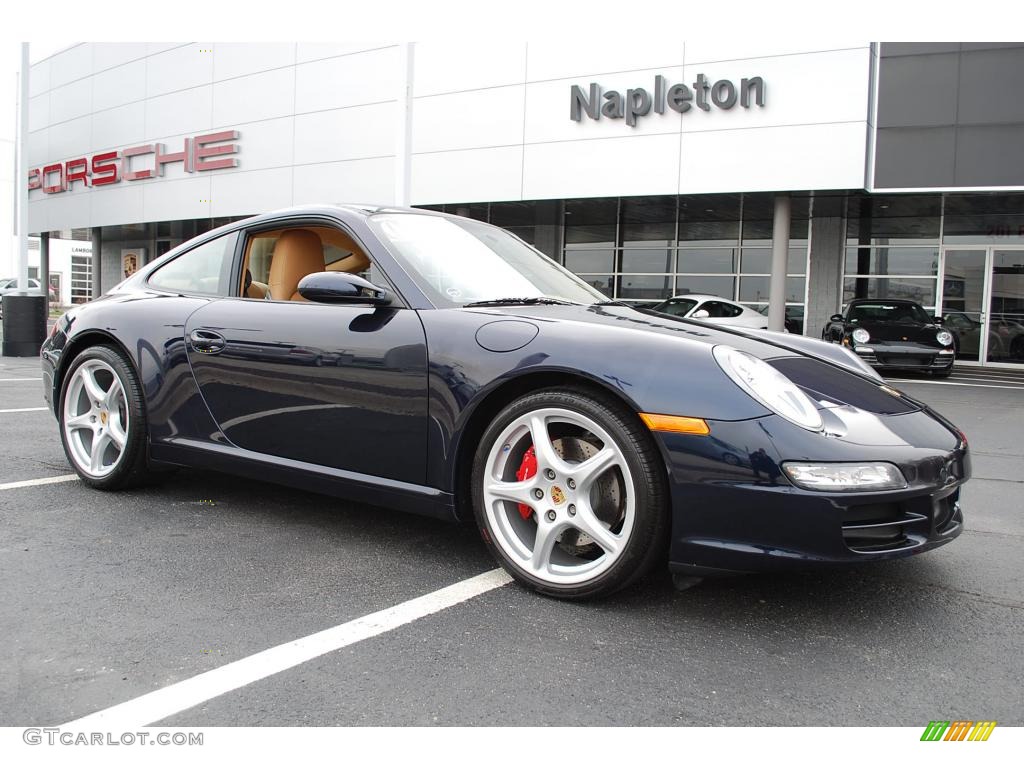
[550, 485, 566, 505]
[99, 411, 108, 426]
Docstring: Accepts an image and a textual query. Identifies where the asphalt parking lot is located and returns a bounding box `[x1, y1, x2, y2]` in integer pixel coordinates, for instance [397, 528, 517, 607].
[1, 354, 1021, 727]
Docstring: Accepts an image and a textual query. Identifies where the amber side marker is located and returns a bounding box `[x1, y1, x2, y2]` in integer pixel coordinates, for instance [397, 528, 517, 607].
[639, 413, 710, 435]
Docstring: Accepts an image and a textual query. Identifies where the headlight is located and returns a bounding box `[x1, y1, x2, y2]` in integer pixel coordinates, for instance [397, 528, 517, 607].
[852, 328, 870, 344]
[782, 462, 908, 492]
[713, 346, 823, 431]
[936, 330, 953, 346]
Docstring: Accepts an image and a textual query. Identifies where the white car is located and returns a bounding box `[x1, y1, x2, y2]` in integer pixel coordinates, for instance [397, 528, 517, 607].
[651, 294, 773, 330]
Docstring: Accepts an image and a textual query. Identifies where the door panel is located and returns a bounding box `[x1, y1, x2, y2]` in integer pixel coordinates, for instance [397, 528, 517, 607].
[988, 250, 1024, 364]
[184, 299, 429, 484]
[941, 249, 987, 362]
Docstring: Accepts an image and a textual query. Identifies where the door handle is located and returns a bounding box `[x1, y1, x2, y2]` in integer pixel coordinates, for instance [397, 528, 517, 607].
[189, 328, 226, 354]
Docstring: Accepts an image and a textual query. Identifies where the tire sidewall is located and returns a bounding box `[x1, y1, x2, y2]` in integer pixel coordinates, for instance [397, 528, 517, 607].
[58, 345, 147, 489]
[471, 389, 668, 599]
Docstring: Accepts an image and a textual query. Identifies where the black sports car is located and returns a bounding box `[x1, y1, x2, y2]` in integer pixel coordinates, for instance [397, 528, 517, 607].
[41, 206, 969, 599]
[823, 299, 956, 377]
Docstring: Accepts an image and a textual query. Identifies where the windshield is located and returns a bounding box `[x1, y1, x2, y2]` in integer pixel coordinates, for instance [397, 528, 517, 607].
[849, 302, 931, 324]
[368, 213, 608, 307]
[653, 297, 698, 317]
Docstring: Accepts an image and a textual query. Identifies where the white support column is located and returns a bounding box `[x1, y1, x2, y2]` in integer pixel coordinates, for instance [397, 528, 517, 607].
[767, 193, 791, 333]
[15, 43, 29, 291]
[394, 43, 415, 207]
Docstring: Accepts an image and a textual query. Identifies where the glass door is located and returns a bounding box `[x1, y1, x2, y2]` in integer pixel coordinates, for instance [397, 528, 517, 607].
[987, 249, 1024, 365]
[941, 249, 989, 363]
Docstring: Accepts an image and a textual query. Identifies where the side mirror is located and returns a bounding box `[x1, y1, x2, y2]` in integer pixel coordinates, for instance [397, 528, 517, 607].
[297, 272, 390, 305]
[933, 316, 944, 324]
[830, 314, 844, 322]
[691, 309, 710, 319]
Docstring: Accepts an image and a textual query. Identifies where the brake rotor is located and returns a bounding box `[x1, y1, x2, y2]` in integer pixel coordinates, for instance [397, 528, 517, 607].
[512, 433, 624, 557]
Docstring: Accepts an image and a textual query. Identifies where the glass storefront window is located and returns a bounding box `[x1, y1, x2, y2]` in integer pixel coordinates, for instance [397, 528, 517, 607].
[565, 198, 618, 247]
[988, 250, 1024, 363]
[846, 194, 941, 244]
[621, 196, 675, 247]
[621, 249, 673, 273]
[843, 277, 937, 306]
[576, 274, 615, 294]
[943, 215, 1024, 244]
[678, 194, 740, 244]
[675, 275, 735, 298]
[677, 248, 735, 273]
[739, 246, 809, 275]
[618, 274, 673, 300]
[844, 247, 939, 276]
[564, 250, 616, 273]
[739, 276, 806, 303]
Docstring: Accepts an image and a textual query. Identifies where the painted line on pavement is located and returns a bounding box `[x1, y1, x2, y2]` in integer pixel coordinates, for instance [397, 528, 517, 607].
[887, 379, 1024, 391]
[62, 568, 514, 730]
[0, 377, 42, 382]
[0, 407, 49, 413]
[0, 474, 78, 491]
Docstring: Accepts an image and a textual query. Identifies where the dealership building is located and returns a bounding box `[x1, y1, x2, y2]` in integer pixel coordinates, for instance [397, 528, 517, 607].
[19, 41, 1024, 367]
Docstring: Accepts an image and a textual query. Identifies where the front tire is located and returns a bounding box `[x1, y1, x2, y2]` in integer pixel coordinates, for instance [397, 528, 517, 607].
[58, 345, 153, 489]
[471, 389, 669, 600]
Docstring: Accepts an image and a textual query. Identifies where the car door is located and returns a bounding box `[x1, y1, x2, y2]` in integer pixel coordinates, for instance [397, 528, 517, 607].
[183, 218, 429, 486]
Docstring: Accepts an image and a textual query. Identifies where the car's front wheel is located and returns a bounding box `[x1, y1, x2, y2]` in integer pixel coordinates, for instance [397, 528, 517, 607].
[59, 345, 153, 489]
[471, 389, 669, 600]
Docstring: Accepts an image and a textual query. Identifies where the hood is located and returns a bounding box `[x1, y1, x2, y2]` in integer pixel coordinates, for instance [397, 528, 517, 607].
[466, 302, 880, 379]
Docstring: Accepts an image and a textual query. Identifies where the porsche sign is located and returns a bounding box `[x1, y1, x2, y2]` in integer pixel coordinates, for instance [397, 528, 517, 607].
[28, 130, 240, 194]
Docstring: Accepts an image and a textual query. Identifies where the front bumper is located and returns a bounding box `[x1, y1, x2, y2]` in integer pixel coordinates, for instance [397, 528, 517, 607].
[852, 343, 954, 372]
[660, 409, 969, 575]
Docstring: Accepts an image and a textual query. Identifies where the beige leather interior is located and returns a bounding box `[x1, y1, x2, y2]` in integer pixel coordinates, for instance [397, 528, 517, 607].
[246, 278, 269, 299]
[267, 229, 325, 302]
[238, 225, 373, 301]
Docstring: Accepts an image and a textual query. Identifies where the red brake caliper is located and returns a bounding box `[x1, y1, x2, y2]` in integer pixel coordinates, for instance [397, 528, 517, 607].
[515, 445, 537, 520]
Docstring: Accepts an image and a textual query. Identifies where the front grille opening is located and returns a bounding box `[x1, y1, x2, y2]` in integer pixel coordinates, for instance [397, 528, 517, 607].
[842, 503, 926, 553]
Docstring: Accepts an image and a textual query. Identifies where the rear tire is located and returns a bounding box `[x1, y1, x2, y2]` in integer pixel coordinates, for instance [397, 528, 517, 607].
[471, 388, 669, 600]
[58, 345, 154, 490]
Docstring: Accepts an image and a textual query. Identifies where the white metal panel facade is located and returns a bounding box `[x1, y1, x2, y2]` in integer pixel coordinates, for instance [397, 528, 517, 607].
[26, 42, 872, 232]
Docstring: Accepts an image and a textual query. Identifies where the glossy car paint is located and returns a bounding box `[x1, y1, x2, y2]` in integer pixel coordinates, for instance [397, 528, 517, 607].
[42, 205, 970, 576]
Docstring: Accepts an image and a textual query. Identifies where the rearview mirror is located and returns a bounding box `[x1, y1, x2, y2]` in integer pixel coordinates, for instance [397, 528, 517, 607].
[691, 309, 710, 319]
[830, 314, 844, 322]
[297, 272, 390, 305]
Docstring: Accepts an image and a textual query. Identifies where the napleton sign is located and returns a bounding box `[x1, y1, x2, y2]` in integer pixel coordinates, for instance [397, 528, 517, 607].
[570, 74, 766, 127]
[27, 130, 241, 194]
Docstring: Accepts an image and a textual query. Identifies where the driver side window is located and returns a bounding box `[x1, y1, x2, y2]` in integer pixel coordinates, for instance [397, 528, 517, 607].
[239, 225, 377, 302]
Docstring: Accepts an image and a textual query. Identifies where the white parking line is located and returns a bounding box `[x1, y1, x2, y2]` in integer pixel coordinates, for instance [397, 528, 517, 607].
[0, 377, 42, 382]
[0, 474, 78, 491]
[0, 407, 48, 413]
[62, 568, 513, 730]
[887, 379, 1024, 391]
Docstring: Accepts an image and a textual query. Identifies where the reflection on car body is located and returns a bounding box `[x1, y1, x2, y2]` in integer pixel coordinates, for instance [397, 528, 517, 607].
[41, 205, 970, 599]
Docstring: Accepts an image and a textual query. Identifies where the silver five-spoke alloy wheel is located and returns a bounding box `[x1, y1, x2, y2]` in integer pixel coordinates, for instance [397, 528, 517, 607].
[482, 406, 636, 586]
[62, 359, 129, 478]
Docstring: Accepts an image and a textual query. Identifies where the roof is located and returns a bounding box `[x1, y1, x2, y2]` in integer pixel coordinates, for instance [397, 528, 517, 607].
[663, 294, 736, 303]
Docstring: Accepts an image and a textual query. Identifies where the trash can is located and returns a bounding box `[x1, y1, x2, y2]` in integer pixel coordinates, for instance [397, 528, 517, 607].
[1, 293, 48, 357]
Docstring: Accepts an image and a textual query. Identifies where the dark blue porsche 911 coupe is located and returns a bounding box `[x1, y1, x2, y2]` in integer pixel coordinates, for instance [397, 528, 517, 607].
[40, 205, 970, 599]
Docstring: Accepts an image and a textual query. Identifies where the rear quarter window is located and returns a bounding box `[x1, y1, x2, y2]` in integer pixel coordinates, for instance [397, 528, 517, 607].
[148, 232, 238, 296]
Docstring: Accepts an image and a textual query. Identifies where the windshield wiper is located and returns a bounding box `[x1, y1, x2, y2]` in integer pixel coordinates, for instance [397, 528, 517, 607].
[464, 297, 577, 307]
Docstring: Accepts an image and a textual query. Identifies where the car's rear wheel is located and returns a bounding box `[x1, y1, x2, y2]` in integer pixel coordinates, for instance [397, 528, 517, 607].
[471, 389, 669, 600]
[59, 345, 153, 489]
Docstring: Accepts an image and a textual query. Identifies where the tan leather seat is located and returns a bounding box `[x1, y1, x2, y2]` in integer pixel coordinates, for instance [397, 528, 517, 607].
[268, 229, 324, 301]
